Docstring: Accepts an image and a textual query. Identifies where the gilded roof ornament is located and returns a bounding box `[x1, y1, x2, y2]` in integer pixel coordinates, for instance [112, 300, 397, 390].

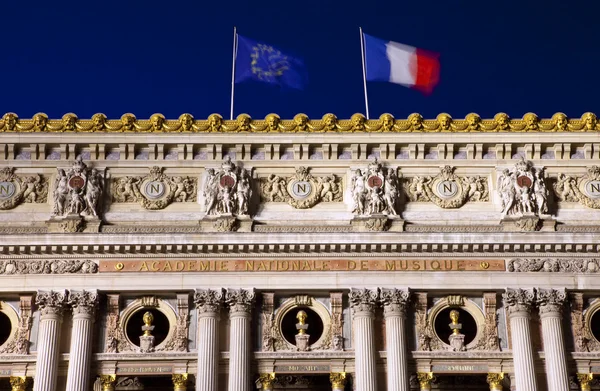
[1, 112, 599, 133]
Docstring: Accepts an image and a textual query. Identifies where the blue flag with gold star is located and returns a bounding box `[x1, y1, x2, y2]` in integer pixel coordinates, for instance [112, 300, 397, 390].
[235, 35, 307, 90]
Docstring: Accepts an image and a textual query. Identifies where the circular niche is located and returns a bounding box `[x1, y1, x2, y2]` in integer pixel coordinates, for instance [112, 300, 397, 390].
[125, 309, 170, 347]
[0, 312, 11, 346]
[281, 306, 324, 346]
[589, 310, 600, 342]
[434, 307, 478, 346]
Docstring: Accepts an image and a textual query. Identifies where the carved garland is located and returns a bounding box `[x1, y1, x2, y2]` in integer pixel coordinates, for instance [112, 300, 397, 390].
[554, 166, 600, 209]
[404, 165, 489, 208]
[0, 168, 48, 210]
[112, 166, 197, 210]
[0, 259, 97, 275]
[507, 258, 600, 273]
[259, 167, 343, 209]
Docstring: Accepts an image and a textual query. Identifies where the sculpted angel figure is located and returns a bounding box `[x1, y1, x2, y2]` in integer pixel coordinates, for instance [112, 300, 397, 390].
[408, 176, 428, 201]
[85, 169, 103, 216]
[498, 169, 515, 215]
[318, 175, 339, 202]
[351, 169, 367, 215]
[520, 187, 533, 213]
[534, 169, 548, 214]
[53, 169, 69, 216]
[171, 176, 188, 202]
[383, 170, 399, 215]
[554, 173, 577, 201]
[203, 169, 219, 215]
[265, 174, 286, 202]
[22, 175, 42, 203]
[369, 186, 384, 214]
[236, 170, 251, 215]
[220, 187, 234, 214]
[463, 176, 486, 201]
[69, 189, 85, 215]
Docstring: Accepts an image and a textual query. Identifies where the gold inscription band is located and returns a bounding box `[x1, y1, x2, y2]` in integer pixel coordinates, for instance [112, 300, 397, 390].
[100, 259, 505, 273]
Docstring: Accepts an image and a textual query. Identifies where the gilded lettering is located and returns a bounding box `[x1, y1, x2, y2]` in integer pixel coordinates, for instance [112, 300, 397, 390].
[151, 261, 160, 271]
[199, 261, 209, 271]
[291, 260, 300, 271]
[279, 261, 289, 271]
[348, 260, 356, 270]
[245, 261, 253, 271]
[175, 261, 184, 271]
[187, 261, 196, 271]
[431, 260, 441, 270]
[412, 260, 421, 270]
[360, 260, 368, 271]
[163, 261, 173, 271]
[456, 260, 465, 271]
[386, 260, 395, 271]
[220, 261, 228, 271]
[139, 261, 149, 271]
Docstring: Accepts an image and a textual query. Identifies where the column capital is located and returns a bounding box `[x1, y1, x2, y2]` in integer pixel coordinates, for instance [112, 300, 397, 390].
[225, 288, 255, 316]
[502, 288, 535, 317]
[99, 374, 116, 391]
[577, 373, 593, 391]
[486, 373, 504, 390]
[380, 288, 410, 317]
[172, 373, 188, 391]
[417, 372, 435, 390]
[258, 373, 275, 390]
[36, 290, 67, 318]
[330, 372, 346, 388]
[194, 289, 224, 316]
[536, 288, 567, 317]
[349, 288, 379, 316]
[10, 376, 30, 391]
[68, 290, 99, 317]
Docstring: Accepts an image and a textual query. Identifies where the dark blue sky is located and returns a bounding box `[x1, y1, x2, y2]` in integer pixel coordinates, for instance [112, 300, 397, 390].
[2, 0, 596, 120]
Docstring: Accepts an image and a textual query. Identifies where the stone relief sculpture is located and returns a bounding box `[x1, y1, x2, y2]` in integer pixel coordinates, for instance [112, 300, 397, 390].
[259, 167, 343, 209]
[112, 166, 197, 210]
[404, 165, 489, 208]
[0, 259, 97, 275]
[0, 167, 48, 210]
[497, 159, 548, 218]
[52, 158, 104, 218]
[203, 157, 252, 217]
[554, 166, 600, 209]
[351, 160, 401, 216]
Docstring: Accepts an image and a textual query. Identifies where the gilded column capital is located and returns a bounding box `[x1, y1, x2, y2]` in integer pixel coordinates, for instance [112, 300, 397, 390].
[225, 288, 256, 316]
[349, 288, 379, 316]
[502, 288, 535, 317]
[99, 374, 116, 391]
[536, 288, 567, 317]
[172, 373, 188, 391]
[258, 373, 275, 390]
[577, 373, 593, 391]
[9, 376, 30, 391]
[380, 288, 410, 317]
[486, 373, 504, 390]
[194, 289, 224, 316]
[417, 372, 435, 390]
[68, 290, 99, 316]
[35, 290, 67, 318]
[330, 372, 346, 388]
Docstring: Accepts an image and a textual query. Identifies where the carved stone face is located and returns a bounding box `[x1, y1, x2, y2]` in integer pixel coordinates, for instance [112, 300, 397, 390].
[266, 114, 280, 131]
[293, 114, 308, 130]
[3, 113, 16, 130]
[351, 114, 365, 129]
[33, 114, 48, 131]
[466, 113, 481, 129]
[583, 112, 597, 130]
[179, 114, 193, 131]
[323, 114, 337, 130]
[150, 114, 164, 130]
[92, 113, 107, 130]
[553, 113, 568, 130]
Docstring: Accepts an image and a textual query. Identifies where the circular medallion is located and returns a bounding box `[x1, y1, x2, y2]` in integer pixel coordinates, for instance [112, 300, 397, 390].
[144, 181, 166, 199]
[516, 175, 532, 188]
[436, 180, 458, 198]
[367, 175, 383, 188]
[584, 180, 600, 199]
[0, 182, 16, 200]
[68, 175, 85, 190]
[289, 180, 312, 200]
[220, 175, 236, 188]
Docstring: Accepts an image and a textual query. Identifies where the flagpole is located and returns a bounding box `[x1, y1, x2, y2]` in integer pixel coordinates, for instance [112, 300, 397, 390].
[359, 27, 370, 120]
[230, 27, 238, 120]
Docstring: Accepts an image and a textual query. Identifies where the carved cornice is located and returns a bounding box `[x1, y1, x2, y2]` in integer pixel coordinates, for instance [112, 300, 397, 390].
[536, 288, 566, 316]
[225, 288, 255, 315]
[502, 288, 535, 317]
[507, 258, 600, 273]
[380, 288, 410, 317]
[3, 112, 599, 133]
[0, 259, 97, 274]
[68, 290, 99, 316]
[35, 290, 67, 317]
[349, 288, 378, 316]
[193, 289, 224, 315]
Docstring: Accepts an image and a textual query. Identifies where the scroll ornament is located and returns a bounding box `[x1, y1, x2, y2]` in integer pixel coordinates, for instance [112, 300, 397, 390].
[0, 168, 48, 210]
[203, 158, 252, 217]
[507, 258, 600, 273]
[53, 158, 104, 218]
[0, 259, 97, 275]
[112, 166, 197, 210]
[351, 160, 401, 216]
[497, 159, 548, 217]
[554, 166, 600, 209]
[260, 166, 343, 209]
[405, 165, 488, 208]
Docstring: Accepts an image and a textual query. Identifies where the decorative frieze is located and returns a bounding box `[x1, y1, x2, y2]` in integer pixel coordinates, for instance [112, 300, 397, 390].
[554, 166, 600, 208]
[0, 259, 97, 274]
[259, 167, 343, 209]
[507, 258, 600, 273]
[112, 166, 197, 210]
[0, 295, 33, 355]
[404, 165, 488, 208]
[0, 167, 48, 210]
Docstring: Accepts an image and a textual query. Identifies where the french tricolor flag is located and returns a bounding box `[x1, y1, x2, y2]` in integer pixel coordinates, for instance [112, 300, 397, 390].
[363, 33, 440, 94]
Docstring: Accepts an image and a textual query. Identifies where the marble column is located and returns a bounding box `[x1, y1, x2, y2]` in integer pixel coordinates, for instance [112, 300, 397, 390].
[577, 373, 593, 391]
[486, 373, 504, 391]
[257, 373, 275, 391]
[33, 290, 67, 391]
[349, 288, 378, 391]
[66, 290, 98, 391]
[193, 289, 224, 391]
[416, 373, 434, 391]
[380, 288, 410, 391]
[536, 289, 569, 391]
[172, 374, 188, 391]
[99, 375, 116, 391]
[329, 373, 346, 391]
[502, 288, 537, 391]
[10, 376, 31, 391]
[226, 289, 255, 391]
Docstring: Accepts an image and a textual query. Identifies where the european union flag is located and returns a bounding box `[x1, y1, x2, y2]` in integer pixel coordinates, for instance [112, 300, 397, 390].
[235, 35, 308, 90]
